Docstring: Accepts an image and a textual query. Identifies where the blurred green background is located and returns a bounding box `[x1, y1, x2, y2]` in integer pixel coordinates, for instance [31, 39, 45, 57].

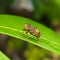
[0, 0, 60, 60]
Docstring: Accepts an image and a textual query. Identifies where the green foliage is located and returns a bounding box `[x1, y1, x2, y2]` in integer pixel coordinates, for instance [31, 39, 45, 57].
[7, 38, 25, 51]
[32, 0, 44, 19]
[32, 0, 60, 19]
[0, 14, 60, 55]
[55, 0, 60, 6]
[24, 43, 48, 60]
[0, 0, 14, 7]
[0, 51, 10, 60]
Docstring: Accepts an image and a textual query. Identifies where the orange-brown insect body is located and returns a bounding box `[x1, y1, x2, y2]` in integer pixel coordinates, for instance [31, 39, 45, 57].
[23, 24, 40, 38]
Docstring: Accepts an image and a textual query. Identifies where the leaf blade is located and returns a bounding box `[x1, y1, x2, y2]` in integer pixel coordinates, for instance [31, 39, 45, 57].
[0, 14, 60, 55]
[0, 51, 10, 60]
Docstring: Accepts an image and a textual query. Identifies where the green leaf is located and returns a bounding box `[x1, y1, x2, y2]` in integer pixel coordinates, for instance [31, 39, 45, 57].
[55, 0, 60, 6]
[0, 14, 60, 55]
[33, 0, 60, 19]
[32, 0, 44, 19]
[0, 51, 10, 60]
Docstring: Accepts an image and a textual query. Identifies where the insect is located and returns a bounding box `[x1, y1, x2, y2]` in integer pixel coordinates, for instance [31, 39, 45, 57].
[23, 23, 40, 39]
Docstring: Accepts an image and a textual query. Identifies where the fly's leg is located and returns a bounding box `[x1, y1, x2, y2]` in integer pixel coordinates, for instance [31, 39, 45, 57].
[25, 31, 29, 34]
[36, 37, 40, 40]
[23, 29, 29, 35]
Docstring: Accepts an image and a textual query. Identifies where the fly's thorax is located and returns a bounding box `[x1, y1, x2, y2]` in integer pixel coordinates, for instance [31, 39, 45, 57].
[29, 26, 40, 38]
[29, 26, 36, 33]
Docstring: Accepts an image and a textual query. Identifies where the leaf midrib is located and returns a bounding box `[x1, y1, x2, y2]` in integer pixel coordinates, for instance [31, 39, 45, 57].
[0, 25, 60, 48]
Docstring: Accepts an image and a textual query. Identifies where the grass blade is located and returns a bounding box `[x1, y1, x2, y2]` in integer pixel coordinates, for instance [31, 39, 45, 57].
[0, 14, 60, 55]
[0, 51, 10, 60]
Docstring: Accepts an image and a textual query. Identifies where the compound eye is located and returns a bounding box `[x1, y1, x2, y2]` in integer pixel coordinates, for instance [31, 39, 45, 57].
[24, 24, 30, 30]
[36, 29, 39, 33]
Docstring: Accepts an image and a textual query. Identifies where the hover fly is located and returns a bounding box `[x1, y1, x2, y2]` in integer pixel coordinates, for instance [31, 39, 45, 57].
[23, 23, 40, 39]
